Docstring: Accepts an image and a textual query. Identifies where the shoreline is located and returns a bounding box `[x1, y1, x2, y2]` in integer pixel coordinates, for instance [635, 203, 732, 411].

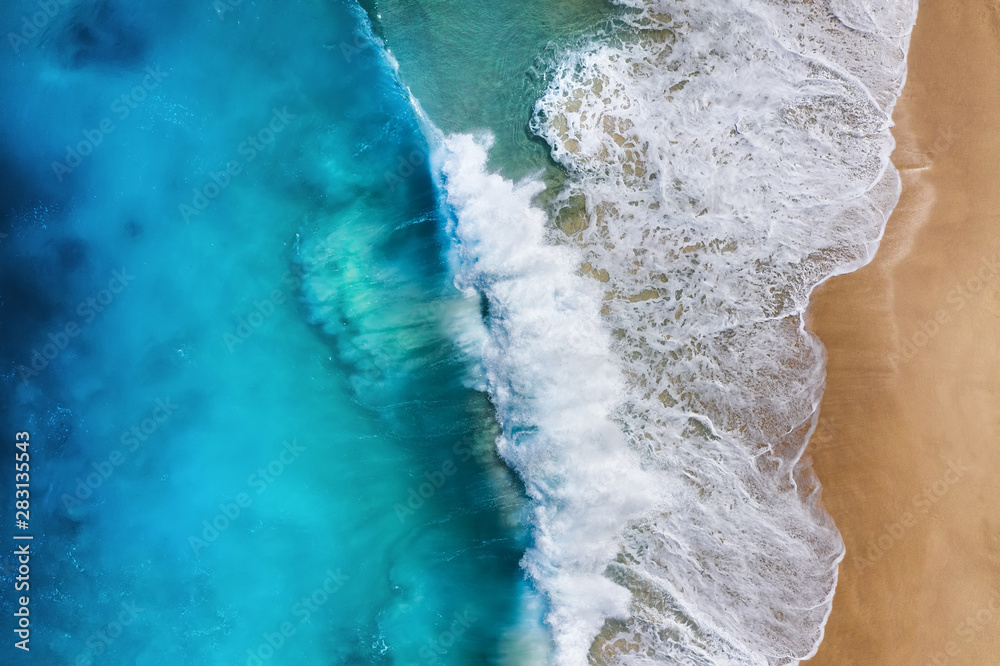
[805, 0, 1000, 663]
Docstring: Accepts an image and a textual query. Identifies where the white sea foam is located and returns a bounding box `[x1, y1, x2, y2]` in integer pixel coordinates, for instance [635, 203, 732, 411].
[520, 0, 915, 662]
[414, 0, 917, 662]
[434, 133, 659, 665]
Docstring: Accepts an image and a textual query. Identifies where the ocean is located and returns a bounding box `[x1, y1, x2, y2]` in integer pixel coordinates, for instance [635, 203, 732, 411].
[0, 0, 915, 664]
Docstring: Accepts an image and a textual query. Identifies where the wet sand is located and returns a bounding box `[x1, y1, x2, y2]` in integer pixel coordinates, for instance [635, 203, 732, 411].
[805, 0, 1000, 664]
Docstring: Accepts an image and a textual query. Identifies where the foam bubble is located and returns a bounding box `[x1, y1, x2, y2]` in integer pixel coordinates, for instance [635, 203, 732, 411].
[435, 133, 658, 665]
[408, 0, 915, 661]
[516, 0, 915, 662]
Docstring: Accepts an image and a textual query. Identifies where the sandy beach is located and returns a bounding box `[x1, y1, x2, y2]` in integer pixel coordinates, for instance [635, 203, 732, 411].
[805, 0, 1000, 663]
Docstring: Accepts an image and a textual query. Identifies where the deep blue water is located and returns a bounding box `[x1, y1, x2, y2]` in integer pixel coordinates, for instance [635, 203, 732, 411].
[0, 1, 535, 663]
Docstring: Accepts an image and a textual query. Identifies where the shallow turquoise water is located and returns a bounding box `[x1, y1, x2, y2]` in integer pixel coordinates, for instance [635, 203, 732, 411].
[361, 0, 615, 179]
[0, 0, 537, 663]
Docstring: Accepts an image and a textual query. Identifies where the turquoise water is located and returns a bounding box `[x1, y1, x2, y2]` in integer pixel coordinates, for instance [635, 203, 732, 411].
[361, 0, 614, 179]
[0, 0, 540, 663]
[0, 0, 918, 663]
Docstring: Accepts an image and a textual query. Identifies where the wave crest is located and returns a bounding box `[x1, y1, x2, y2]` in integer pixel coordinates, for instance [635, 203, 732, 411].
[523, 0, 913, 662]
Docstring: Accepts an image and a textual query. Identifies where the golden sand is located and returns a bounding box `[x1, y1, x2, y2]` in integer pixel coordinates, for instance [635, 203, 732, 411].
[804, 0, 1000, 663]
